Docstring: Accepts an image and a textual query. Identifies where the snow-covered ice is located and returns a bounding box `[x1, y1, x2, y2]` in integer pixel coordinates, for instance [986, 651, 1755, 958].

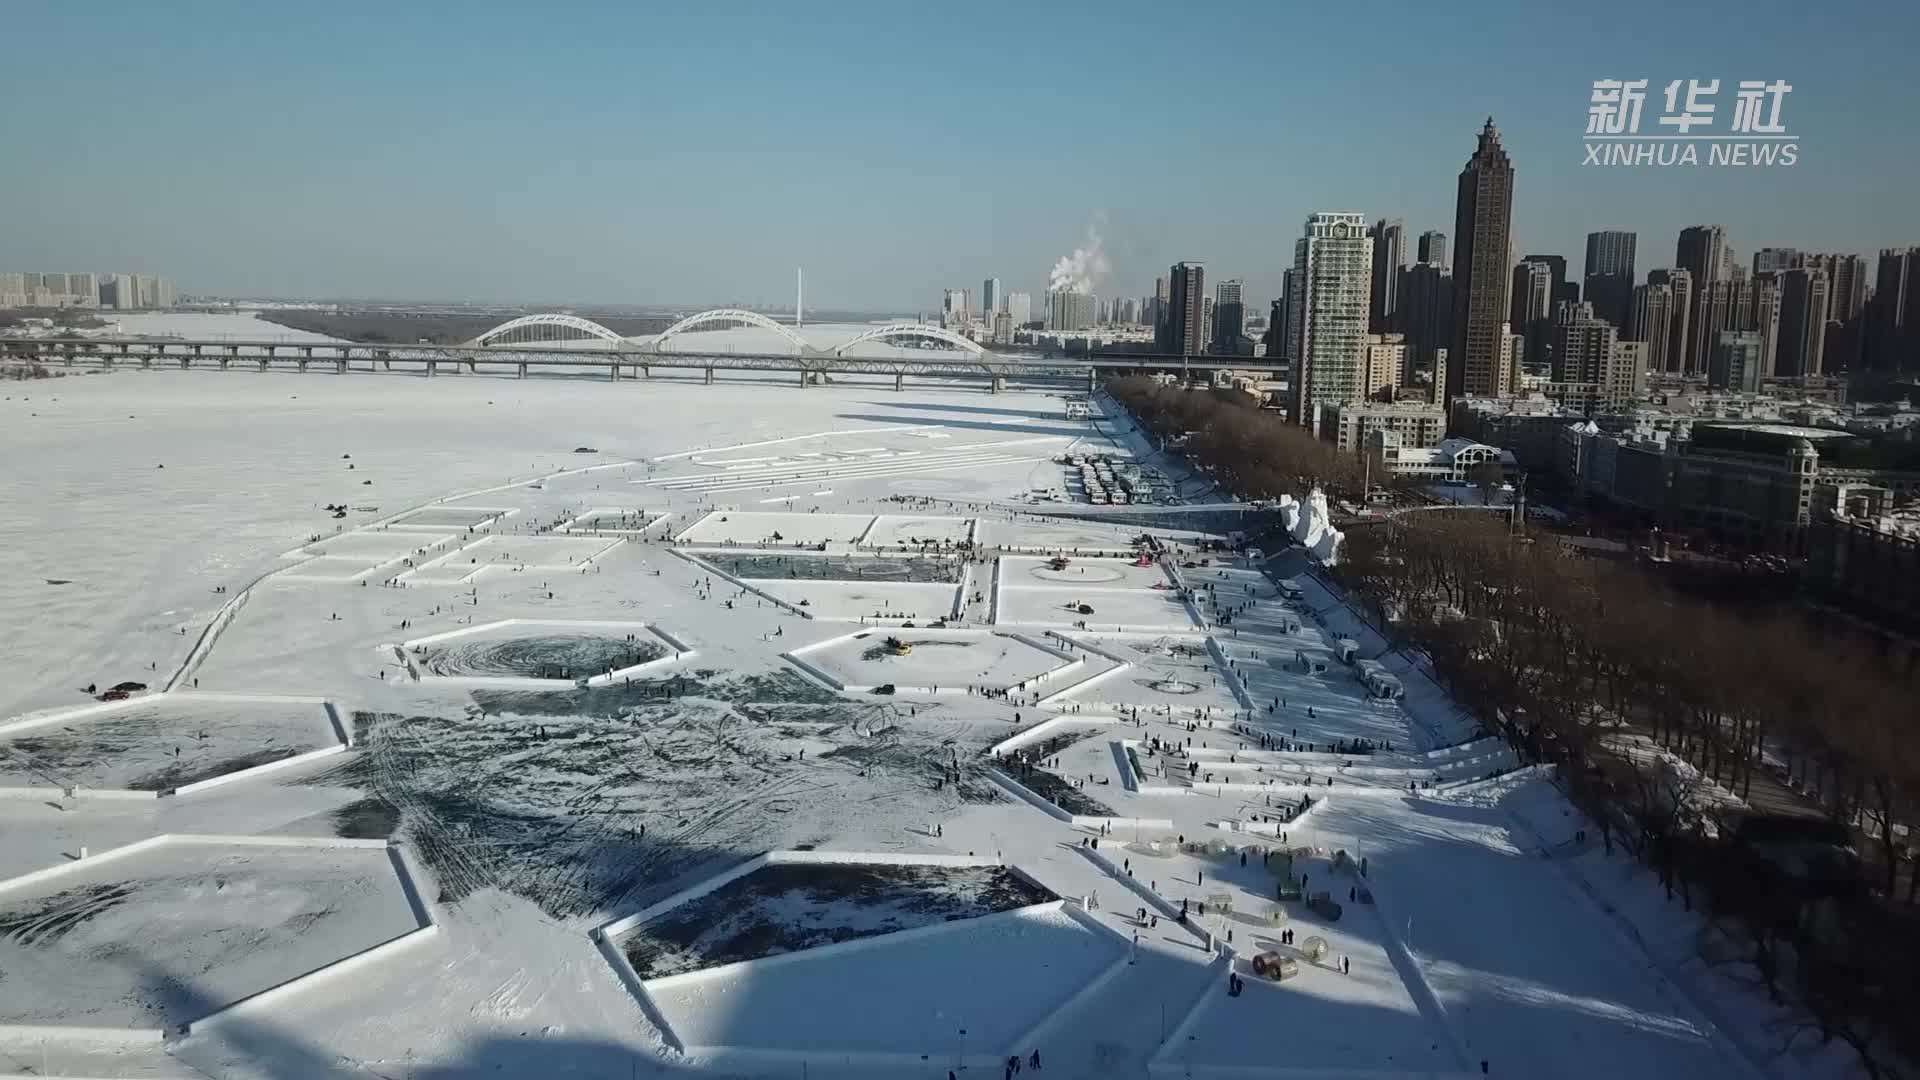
[791, 629, 1072, 692]
[0, 837, 424, 1032]
[0, 368, 1780, 1080]
[0, 694, 342, 794]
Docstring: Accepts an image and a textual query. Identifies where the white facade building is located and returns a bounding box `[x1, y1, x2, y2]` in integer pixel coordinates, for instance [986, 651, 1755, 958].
[1287, 212, 1374, 434]
[1007, 292, 1032, 327]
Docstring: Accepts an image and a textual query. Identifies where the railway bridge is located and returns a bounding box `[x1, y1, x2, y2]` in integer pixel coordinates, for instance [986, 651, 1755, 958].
[0, 308, 1286, 393]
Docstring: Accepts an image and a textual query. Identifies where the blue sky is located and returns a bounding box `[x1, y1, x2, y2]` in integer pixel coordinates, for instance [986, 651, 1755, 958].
[4, 0, 1915, 311]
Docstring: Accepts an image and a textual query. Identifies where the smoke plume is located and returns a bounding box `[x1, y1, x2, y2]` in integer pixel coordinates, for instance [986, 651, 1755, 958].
[1049, 224, 1110, 295]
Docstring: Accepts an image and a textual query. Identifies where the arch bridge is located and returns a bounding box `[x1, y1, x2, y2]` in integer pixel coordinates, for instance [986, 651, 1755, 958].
[649, 309, 815, 354]
[473, 313, 629, 348]
[471, 310, 1005, 368]
[831, 322, 986, 358]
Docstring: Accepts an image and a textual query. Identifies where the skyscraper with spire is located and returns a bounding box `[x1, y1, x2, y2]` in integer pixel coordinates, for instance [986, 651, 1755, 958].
[1449, 118, 1516, 400]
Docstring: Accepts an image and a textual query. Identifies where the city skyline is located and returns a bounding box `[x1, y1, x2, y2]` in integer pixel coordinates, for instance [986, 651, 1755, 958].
[3, 1, 1917, 309]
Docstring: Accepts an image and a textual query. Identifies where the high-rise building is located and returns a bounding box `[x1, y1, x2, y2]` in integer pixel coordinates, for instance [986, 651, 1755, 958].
[1807, 253, 1867, 324]
[3, 271, 124, 307]
[100, 273, 136, 310]
[1583, 230, 1637, 331]
[1149, 276, 1171, 343]
[1368, 218, 1406, 332]
[1266, 292, 1289, 360]
[1360, 333, 1408, 400]
[1276, 269, 1296, 359]
[1606, 341, 1648, 410]
[1499, 324, 1524, 392]
[1212, 279, 1244, 352]
[992, 311, 1014, 346]
[1398, 263, 1454, 380]
[1776, 267, 1832, 377]
[982, 277, 1003, 315]
[1696, 279, 1752, 370]
[1676, 225, 1728, 373]
[1523, 254, 1574, 313]
[1630, 279, 1675, 374]
[1007, 292, 1032, 327]
[1449, 119, 1516, 401]
[1287, 212, 1373, 431]
[1711, 330, 1767, 392]
[942, 288, 967, 326]
[64, 273, 98, 307]
[1752, 248, 1804, 276]
[1510, 259, 1555, 366]
[1045, 290, 1098, 332]
[1642, 268, 1694, 374]
[1160, 262, 1206, 354]
[1549, 302, 1617, 386]
[1416, 230, 1448, 268]
[1869, 248, 1918, 372]
[1751, 277, 1782, 378]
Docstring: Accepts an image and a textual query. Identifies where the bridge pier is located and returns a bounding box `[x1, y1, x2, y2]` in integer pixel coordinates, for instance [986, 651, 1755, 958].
[426, 360, 435, 377]
[336, 359, 347, 374]
[141, 355, 151, 370]
[180, 357, 190, 370]
[704, 367, 713, 385]
[894, 373, 904, 391]
[608, 363, 619, 382]
[258, 358, 269, 372]
[518, 362, 528, 379]
[990, 375, 1004, 394]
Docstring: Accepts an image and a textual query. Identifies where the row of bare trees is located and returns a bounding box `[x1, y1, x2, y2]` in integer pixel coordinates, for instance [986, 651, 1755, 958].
[1107, 377, 1920, 1078]
[1109, 377, 1369, 498]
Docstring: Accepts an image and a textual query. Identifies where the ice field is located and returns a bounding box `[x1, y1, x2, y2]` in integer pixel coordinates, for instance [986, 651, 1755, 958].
[0, 353, 1818, 1079]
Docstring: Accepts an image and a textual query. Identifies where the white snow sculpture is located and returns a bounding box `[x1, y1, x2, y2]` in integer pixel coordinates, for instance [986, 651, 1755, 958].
[1292, 488, 1344, 566]
[1276, 494, 1301, 535]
